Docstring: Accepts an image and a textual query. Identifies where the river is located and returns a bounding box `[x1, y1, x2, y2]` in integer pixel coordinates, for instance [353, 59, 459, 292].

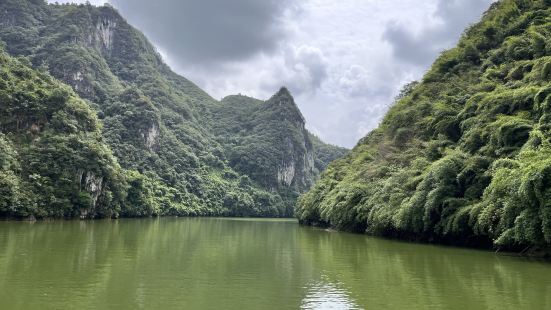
[0, 218, 550, 309]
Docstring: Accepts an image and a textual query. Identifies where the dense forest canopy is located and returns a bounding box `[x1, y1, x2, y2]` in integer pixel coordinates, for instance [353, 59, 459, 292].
[297, 0, 551, 251]
[0, 0, 347, 219]
[0, 48, 127, 218]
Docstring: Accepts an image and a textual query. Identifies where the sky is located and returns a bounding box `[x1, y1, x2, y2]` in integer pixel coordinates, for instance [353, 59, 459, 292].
[48, 0, 495, 147]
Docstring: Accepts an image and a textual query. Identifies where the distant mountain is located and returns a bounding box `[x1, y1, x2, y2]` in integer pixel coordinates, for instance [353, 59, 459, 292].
[297, 0, 551, 253]
[0, 0, 347, 218]
[211, 89, 348, 214]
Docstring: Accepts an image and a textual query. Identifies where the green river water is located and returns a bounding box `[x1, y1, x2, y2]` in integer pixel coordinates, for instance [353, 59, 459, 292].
[0, 217, 550, 309]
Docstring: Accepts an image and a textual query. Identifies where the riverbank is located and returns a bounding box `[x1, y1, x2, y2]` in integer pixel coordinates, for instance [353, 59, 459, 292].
[4, 214, 550, 259]
[299, 220, 551, 260]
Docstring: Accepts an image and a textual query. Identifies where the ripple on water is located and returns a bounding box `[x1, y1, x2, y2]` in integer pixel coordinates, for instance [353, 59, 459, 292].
[301, 278, 362, 310]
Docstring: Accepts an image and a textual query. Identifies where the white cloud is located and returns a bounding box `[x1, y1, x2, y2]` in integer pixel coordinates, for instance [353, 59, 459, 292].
[338, 65, 370, 98]
[384, 0, 495, 67]
[256, 45, 329, 96]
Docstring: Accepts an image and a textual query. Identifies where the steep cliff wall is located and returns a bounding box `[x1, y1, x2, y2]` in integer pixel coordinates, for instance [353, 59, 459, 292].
[210, 88, 347, 211]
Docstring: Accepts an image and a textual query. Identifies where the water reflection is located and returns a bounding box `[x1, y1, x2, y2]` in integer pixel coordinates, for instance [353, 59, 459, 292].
[301, 278, 361, 310]
[295, 227, 551, 309]
[0, 218, 550, 309]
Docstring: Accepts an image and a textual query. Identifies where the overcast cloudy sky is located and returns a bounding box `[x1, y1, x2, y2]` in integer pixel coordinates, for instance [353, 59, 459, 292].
[49, 0, 494, 147]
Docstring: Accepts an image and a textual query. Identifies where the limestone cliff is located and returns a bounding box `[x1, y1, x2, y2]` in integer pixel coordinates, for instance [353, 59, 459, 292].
[211, 88, 346, 206]
[268, 88, 316, 191]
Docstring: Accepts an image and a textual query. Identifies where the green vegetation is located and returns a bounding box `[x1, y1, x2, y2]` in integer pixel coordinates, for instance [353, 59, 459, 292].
[297, 0, 551, 251]
[0, 49, 126, 218]
[0, 0, 346, 218]
[210, 91, 348, 214]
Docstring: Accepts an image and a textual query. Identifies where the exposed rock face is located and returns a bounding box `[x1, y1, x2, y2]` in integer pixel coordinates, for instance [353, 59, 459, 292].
[214, 88, 318, 193]
[76, 169, 105, 217]
[72, 71, 83, 82]
[70, 71, 94, 95]
[46, 13, 121, 99]
[277, 161, 296, 186]
[277, 152, 316, 188]
[96, 18, 115, 50]
[84, 171, 104, 205]
[270, 88, 316, 191]
[276, 133, 316, 190]
[142, 123, 159, 150]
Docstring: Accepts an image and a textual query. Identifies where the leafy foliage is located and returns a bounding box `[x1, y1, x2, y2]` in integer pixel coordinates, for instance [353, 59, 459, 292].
[297, 0, 551, 251]
[0, 49, 126, 218]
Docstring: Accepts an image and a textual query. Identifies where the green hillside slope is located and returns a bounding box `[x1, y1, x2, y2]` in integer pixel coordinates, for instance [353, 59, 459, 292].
[0, 0, 346, 218]
[0, 48, 127, 218]
[297, 0, 551, 252]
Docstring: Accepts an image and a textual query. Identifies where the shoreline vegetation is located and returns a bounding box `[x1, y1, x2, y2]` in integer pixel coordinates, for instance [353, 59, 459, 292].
[297, 0, 551, 257]
[2, 215, 549, 260]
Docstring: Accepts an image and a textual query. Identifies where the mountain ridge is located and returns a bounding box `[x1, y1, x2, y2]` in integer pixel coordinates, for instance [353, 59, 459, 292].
[0, 0, 347, 218]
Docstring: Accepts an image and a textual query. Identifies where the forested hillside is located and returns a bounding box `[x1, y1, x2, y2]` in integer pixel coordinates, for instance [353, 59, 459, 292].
[297, 0, 551, 252]
[0, 48, 127, 218]
[211, 89, 348, 213]
[0, 0, 346, 218]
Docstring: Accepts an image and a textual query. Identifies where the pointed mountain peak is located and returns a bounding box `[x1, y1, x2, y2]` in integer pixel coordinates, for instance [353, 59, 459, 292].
[266, 87, 305, 124]
[268, 86, 295, 104]
[275, 87, 292, 98]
